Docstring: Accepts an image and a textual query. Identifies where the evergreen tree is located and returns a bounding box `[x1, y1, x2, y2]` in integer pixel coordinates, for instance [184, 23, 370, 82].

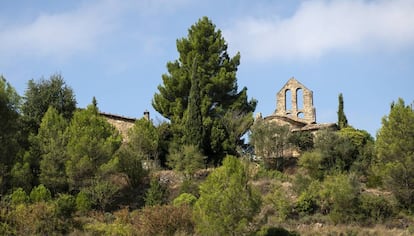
[184, 57, 203, 149]
[153, 17, 256, 163]
[337, 93, 348, 129]
[22, 73, 76, 133]
[0, 76, 22, 192]
[194, 156, 261, 235]
[116, 118, 157, 186]
[37, 107, 69, 193]
[127, 118, 159, 161]
[375, 98, 414, 209]
[65, 99, 121, 191]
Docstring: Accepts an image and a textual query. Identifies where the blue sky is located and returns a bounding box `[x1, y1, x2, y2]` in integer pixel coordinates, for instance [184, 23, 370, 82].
[1, 0, 413, 136]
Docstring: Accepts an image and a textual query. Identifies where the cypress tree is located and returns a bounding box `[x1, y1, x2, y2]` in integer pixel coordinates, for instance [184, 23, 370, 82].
[337, 93, 348, 129]
[185, 57, 203, 149]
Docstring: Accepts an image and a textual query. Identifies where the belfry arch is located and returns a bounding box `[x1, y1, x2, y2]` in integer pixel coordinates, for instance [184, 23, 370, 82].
[275, 77, 316, 124]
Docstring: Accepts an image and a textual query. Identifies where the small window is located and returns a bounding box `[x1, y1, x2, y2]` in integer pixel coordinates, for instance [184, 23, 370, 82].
[298, 112, 305, 119]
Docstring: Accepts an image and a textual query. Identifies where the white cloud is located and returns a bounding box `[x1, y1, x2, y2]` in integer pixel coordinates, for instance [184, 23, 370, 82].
[224, 0, 414, 61]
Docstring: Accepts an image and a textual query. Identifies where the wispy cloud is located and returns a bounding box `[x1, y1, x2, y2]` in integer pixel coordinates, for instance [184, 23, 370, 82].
[0, 0, 192, 63]
[224, 0, 414, 61]
[0, 1, 127, 60]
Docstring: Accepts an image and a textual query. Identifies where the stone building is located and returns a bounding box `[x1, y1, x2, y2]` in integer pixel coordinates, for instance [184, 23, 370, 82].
[100, 110, 150, 142]
[260, 77, 337, 133]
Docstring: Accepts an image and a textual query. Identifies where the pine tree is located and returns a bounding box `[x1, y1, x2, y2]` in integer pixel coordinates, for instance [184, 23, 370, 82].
[153, 17, 256, 163]
[65, 99, 121, 191]
[337, 93, 348, 129]
[0, 76, 21, 192]
[37, 107, 69, 193]
[194, 156, 261, 235]
[375, 98, 414, 209]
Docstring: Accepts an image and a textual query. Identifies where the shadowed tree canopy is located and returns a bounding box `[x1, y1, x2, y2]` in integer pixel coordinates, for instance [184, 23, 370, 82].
[22, 74, 76, 133]
[0, 76, 22, 192]
[152, 17, 256, 163]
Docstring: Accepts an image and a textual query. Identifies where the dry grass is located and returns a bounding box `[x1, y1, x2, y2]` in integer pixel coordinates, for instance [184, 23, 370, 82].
[291, 224, 412, 236]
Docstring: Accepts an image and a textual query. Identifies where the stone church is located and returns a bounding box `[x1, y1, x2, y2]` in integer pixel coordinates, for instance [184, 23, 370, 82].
[257, 77, 337, 133]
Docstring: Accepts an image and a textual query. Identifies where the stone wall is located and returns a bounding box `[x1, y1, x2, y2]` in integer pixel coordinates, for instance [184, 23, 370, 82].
[100, 112, 136, 142]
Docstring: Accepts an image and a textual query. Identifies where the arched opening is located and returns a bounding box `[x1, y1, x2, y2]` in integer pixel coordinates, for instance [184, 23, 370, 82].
[296, 88, 303, 110]
[298, 112, 304, 119]
[285, 89, 292, 112]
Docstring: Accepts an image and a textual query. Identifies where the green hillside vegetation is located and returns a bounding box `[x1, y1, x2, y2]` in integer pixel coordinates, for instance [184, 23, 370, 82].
[1, 17, 414, 235]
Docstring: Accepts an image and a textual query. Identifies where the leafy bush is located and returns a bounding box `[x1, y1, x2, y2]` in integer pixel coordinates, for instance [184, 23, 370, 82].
[292, 172, 313, 194]
[265, 183, 292, 221]
[194, 156, 261, 235]
[296, 191, 317, 215]
[10, 188, 28, 205]
[167, 144, 205, 179]
[298, 151, 324, 180]
[84, 178, 120, 210]
[55, 194, 76, 218]
[255, 166, 288, 181]
[76, 191, 92, 214]
[11, 202, 70, 235]
[318, 174, 360, 223]
[30, 184, 52, 203]
[173, 193, 197, 207]
[144, 178, 168, 206]
[359, 193, 396, 224]
[132, 205, 194, 235]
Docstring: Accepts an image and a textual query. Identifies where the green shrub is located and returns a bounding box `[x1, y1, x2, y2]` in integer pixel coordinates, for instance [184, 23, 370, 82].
[318, 174, 360, 223]
[173, 193, 197, 207]
[55, 194, 76, 218]
[255, 165, 287, 181]
[167, 144, 205, 179]
[292, 172, 313, 194]
[84, 222, 133, 236]
[10, 188, 28, 205]
[11, 202, 69, 235]
[85, 178, 120, 210]
[144, 178, 168, 206]
[359, 193, 396, 224]
[298, 151, 324, 180]
[265, 183, 292, 221]
[76, 191, 92, 214]
[194, 156, 261, 235]
[30, 184, 52, 203]
[296, 191, 317, 215]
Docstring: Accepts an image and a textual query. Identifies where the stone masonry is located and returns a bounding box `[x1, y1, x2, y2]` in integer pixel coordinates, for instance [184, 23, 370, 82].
[275, 77, 316, 124]
[262, 77, 336, 133]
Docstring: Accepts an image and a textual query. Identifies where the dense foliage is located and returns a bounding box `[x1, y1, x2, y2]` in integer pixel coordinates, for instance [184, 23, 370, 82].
[153, 16, 257, 164]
